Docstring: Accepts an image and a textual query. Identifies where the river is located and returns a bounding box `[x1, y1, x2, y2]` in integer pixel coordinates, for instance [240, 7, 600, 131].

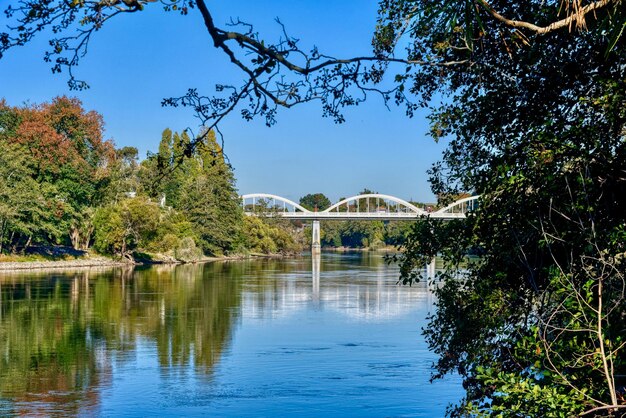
[0, 252, 462, 417]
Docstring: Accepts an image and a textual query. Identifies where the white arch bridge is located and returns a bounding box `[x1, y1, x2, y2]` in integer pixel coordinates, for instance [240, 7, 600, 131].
[241, 193, 479, 253]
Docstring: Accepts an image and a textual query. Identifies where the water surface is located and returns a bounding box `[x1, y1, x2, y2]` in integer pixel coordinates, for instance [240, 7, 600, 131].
[0, 252, 461, 416]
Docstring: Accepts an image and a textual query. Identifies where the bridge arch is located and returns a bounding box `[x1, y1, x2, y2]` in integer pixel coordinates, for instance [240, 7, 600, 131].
[322, 194, 428, 215]
[434, 195, 480, 215]
[241, 193, 311, 213]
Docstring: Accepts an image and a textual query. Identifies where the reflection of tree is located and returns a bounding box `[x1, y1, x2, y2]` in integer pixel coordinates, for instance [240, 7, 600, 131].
[132, 263, 242, 372]
[0, 262, 243, 414]
[0, 270, 107, 416]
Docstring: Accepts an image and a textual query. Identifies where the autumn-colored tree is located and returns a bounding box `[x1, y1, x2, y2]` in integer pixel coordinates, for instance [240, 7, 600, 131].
[0, 97, 115, 250]
[7, 97, 113, 178]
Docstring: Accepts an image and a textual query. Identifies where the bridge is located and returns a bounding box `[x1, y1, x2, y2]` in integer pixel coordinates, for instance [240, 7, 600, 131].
[241, 193, 479, 253]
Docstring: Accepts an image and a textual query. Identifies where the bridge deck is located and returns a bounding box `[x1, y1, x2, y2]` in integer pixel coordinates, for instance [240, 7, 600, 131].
[244, 212, 466, 220]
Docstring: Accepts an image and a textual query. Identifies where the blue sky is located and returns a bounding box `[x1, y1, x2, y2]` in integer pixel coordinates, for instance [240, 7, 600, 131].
[0, 1, 447, 203]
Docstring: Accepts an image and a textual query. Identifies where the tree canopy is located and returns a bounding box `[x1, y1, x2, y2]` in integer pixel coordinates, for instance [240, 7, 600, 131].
[299, 193, 331, 212]
[0, 98, 302, 259]
[0, 97, 114, 251]
[388, 1, 626, 415]
[2, 0, 623, 151]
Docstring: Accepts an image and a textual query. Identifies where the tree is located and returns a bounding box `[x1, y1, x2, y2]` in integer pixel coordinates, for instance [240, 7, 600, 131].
[93, 196, 160, 258]
[0, 140, 48, 252]
[180, 130, 242, 255]
[0, 97, 115, 250]
[299, 193, 331, 212]
[382, 2, 626, 415]
[3, 1, 623, 150]
[342, 220, 385, 248]
[241, 216, 300, 255]
[141, 129, 243, 256]
[100, 146, 140, 203]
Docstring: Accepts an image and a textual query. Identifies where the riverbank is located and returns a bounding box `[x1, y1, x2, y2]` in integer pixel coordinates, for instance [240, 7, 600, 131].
[0, 250, 298, 271]
[0, 256, 129, 271]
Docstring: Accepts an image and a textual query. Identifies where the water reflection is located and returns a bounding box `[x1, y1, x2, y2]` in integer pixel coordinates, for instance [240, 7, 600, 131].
[312, 252, 320, 302]
[238, 253, 432, 322]
[0, 264, 242, 415]
[0, 253, 459, 416]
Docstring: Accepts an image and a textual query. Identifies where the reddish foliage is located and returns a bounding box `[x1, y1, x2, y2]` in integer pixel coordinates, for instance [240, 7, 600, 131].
[5, 96, 114, 175]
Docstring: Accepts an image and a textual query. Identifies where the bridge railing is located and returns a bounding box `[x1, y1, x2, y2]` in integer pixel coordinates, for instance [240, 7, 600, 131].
[322, 193, 428, 215]
[433, 195, 480, 215]
[241, 193, 480, 220]
[242, 210, 469, 220]
[241, 193, 310, 214]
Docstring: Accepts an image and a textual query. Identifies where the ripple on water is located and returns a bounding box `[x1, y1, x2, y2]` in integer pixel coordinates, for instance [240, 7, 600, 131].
[0, 253, 462, 416]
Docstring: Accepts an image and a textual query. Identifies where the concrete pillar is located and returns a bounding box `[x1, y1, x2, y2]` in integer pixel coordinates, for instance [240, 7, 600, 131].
[426, 257, 437, 281]
[311, 220, 321, 254]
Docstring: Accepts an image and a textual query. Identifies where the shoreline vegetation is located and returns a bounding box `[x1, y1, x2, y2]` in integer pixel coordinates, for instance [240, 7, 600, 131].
[0, 246, 401, 271]
[0, 99, 305, 261]
[0, 248, 297, 271]
[0, 97, 417, 266]
[0, 98, 411, 270]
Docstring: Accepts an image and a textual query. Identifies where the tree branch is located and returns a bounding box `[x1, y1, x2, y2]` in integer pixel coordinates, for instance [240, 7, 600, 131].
[477, 0, 615, 35]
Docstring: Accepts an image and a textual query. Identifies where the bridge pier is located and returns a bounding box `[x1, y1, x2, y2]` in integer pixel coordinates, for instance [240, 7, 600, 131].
[426, 257, 437, 280]
[311, 220, 321, 254]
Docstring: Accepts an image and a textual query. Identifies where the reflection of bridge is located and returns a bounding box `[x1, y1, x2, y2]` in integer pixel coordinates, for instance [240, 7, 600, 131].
[241, 193, 479, 252]
[241, 254, 435, 322]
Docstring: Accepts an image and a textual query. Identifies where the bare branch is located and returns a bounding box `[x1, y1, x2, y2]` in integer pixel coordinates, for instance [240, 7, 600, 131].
[477, 0, 616, 35]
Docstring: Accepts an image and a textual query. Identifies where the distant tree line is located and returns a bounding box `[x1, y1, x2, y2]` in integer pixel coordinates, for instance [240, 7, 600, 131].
[0, 97, 302, 260]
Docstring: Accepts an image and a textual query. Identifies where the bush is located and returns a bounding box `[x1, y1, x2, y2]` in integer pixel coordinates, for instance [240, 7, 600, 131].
[92, 197, 160, 258]
[175, 237, 203, 262]
[157, 233, 180, 253]
[241, 216, 301, 255]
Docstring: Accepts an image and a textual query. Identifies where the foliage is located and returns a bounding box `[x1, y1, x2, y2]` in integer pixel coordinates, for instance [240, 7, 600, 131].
[140, 127, 300, 257]
[100, 146, 140, 204]
[5, 1, 626, 414]
[314, 220, 410, 250]
[141, 129, 243, 256]
[0, 110, 299, 259]
[241, 216, 301, 255]
[299, 193, 331, 211]
[174, 236, 203, 262]
[92, 197, 160, 258]
[0, 140, 46, 252]
[383, 1, 626, 415]
[317, 220, 386, 249]
[0, 97, 114, 251]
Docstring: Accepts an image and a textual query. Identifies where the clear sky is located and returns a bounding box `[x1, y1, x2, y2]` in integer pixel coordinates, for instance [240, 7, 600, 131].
[0, 1, 447, 204]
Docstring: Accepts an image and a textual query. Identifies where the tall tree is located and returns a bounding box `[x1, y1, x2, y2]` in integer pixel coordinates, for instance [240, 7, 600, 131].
[0, 97, 114, 250]
[142, 128, 243, 256]
[177, 130, 242, 255]
[299, 193, 331, 211]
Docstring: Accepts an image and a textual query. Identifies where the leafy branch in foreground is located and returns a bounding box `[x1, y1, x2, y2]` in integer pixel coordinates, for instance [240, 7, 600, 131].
[5, 0, 621, 156]
[392, 1, 626, 411]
